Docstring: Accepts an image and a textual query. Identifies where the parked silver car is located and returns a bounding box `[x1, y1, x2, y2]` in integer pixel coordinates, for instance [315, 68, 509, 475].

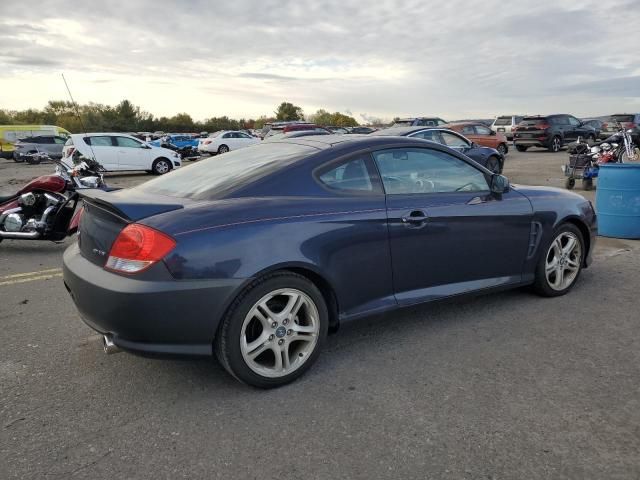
[13, 135, 67, 162]
[491, 115, 524, 141]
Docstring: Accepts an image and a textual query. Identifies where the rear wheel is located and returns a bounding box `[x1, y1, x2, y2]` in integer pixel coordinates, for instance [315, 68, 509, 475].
[533, 224, 584, 297]
[215, 272, 328, 388]
[565, 177, 575, 189]
[549, 136, 562, 152]
[218, 144, 229, 154]
[515, 145, 528, 152]
[152, 158, 171, 175]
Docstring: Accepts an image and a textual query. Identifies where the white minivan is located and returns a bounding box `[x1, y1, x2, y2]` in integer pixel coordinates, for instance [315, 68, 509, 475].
[62, 133, 181, 174]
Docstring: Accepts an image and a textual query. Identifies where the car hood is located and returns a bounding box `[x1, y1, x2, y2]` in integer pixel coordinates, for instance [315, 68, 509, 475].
[511, 184, 590, 204]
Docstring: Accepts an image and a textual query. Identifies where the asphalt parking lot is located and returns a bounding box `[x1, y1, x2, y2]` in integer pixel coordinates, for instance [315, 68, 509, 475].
[1, 149, 639, 479]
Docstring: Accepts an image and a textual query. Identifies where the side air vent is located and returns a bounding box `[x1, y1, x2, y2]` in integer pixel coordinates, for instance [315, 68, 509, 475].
[527, 222, 543, 259]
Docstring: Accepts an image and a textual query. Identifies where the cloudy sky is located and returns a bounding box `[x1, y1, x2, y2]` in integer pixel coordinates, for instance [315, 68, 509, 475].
[1, 0, 639, 123]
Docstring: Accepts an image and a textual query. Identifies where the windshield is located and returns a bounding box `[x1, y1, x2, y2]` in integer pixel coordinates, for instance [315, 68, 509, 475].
[136, 142, 316, 200]
[494, 117, 512, 126]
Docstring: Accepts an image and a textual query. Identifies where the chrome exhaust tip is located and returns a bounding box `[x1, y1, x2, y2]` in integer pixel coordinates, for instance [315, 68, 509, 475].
[103, 335, 121, 355]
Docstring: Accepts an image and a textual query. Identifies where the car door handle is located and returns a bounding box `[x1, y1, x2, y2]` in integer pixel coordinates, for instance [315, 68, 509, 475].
[402, 210, 428, 224]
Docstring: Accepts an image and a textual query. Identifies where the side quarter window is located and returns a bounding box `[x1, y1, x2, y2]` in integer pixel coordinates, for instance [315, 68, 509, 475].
[317, 155, 381, 194]
[373, 148, 489, 195]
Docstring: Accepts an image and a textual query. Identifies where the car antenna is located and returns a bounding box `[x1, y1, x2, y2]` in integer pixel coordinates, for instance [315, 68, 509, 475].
[61, 73, 97, 161]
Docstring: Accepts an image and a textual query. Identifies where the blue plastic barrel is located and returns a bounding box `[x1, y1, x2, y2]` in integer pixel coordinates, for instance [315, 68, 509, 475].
[595, 164, 640, 239]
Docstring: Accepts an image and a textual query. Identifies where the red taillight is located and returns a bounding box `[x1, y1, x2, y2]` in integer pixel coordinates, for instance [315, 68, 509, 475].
[68, 206, 84, 234]
[537, 123, 550, 130]
[105, 224, 176, 274]
[204, 140, 212, 145]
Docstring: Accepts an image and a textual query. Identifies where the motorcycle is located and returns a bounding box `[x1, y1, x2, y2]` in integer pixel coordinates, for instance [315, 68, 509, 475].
[0, 150, 108, 243]
[589, 122, 639, 164]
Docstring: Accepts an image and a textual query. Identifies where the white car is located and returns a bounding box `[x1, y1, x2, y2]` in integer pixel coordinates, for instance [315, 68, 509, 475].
[62, 133, 181, 175]
[198, 130, 260, 154]
[491, 115, 525, 141]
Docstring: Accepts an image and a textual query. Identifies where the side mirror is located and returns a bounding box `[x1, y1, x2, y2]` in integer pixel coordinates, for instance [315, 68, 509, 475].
[490, 174, 509, 194]
[469, 142, 477, 148]
[489, 130, 496, 136]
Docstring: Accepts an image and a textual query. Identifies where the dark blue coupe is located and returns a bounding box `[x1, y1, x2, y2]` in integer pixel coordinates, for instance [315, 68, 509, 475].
[63, 135, 596, 388]
[371, 126, 506, 174]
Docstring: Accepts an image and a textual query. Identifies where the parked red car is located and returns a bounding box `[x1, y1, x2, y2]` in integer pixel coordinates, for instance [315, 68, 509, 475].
[447, 122, 509, 156]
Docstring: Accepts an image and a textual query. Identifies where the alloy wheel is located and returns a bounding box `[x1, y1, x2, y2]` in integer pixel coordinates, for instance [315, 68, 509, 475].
[545, 232, 582, 291]
[155, 160, 170, 174]
[240, 288, 320, 378]
[552, 137, 562, 152]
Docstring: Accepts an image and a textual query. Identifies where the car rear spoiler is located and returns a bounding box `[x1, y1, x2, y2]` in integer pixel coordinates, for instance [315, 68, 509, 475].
[78, 188, 185, 222]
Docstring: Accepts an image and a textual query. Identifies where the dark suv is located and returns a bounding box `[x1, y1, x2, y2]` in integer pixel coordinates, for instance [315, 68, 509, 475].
[513, 114, 597, 153]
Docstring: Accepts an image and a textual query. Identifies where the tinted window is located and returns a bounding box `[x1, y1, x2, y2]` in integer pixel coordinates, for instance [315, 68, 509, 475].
[116, 137, 143, 148]
[554, 116, 570, 126]
[318, 156, 374, 193]
[475, 125, 492, 135]
[567, 116, 580, 126]
[410, 130, 440, 142]
[417, 119, 437, 127]
[610, 115, 634, 123]
[85, 136, 114, 147]
[440, 131, 470, 148]
[494, 117, 512, 126]
[54, 136, 67, 144]
[374, 148, 488, 194]
[460, 126, 475, 135]
[238, 132, 252, 139]
[521, 117, 547, 126]
[137, 143, 315, 200]
[39, 136, 55, 144]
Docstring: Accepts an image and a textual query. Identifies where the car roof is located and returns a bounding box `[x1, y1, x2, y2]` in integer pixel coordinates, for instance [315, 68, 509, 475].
[266, 134, 440, 152]
[370, 126, 450, 136]
[71, 132, 135, 137]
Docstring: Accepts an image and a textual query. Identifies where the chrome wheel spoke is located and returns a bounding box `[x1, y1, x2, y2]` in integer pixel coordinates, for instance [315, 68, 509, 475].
[563, 237, 577, 255]
[545, 231, 582, 291]
[240, 288, 320, 378]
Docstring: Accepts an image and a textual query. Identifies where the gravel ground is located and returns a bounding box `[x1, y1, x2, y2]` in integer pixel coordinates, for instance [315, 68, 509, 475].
[1, 147, 639, 479]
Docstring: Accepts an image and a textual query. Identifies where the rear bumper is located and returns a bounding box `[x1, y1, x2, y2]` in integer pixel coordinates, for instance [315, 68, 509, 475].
[62, 243, 245, 356]
[514, 137, 551, 148]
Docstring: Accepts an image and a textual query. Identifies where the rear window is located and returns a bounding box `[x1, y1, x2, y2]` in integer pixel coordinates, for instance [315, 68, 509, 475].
[136, 142, 317, 200]
[609, 115, 634, 123]
[494, 117, 512, 126]
[521, 117, 547, 126]
[85, 136, 114, 146]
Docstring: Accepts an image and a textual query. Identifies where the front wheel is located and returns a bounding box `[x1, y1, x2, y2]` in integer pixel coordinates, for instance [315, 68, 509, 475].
[152, 158, 171, 175]
[215, 272, 328, 388]
[533, 224, 584, 297]
[218, 144, 229, 154]
[496, 143, 508, 156]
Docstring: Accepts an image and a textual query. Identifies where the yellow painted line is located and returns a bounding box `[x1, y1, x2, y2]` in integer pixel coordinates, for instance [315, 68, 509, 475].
[0, 268, 62, 280]
[0, 273, 63, 286]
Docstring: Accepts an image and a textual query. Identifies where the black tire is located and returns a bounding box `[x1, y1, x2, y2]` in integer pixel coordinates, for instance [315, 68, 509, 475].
[151, 158, 171, 175]
[582, 178, 593, 191]
[532, 223, 585, 297]
[565, 178, 575, 189]
[218, 144, 229, 154]
[13, 154, 25, 163]
[549, 136, 562, 153]
[215, 271, 328, 388]
[496, 143, 508, 156]
[486, 155, 502, 174]
[515, 145, 528, 152]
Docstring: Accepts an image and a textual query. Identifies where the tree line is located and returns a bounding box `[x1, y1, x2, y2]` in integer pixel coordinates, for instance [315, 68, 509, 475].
[0, 100, 360, 134]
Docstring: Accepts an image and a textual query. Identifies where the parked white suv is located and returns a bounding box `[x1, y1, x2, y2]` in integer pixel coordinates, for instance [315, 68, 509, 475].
[62, 133, 181, 175]
[491, 115, 524, 141]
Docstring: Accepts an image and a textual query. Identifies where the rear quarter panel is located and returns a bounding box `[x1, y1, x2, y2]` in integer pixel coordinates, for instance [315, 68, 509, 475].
[143, 196, 396, 319]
